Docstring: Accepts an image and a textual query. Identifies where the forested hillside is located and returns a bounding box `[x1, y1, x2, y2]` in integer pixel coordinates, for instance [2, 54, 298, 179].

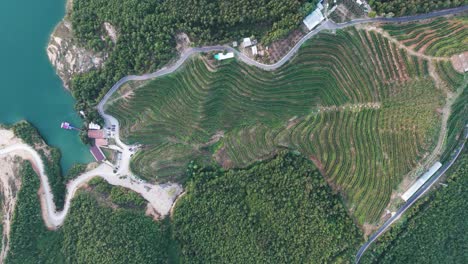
[362, 150, 468, 263]
[369, 0, 466, 16]
[6, 162, 173, 264]
[6, 152, 362, 263]
[6, 162, 63, 263]
[70, 0, 318, 119]
[173, 152, 362, 263]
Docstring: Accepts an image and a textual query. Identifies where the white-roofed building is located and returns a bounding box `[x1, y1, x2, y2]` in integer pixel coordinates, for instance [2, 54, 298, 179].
[303, 9, 325, 31]
[243, 38, 252, 47]
[214, 52, 234, 61]
[401, 162, 442, 201]
[251, 46, 258, 55]
[88, 122, 101, 130]
[317, 2, 324, 10]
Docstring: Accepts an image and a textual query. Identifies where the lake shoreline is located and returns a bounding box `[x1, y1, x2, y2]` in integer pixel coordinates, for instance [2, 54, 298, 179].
[47, 0, 107, 90]
[0, 0, 93, 171]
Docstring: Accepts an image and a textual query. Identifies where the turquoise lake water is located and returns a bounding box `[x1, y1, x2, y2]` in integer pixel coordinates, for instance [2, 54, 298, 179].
[0, 0, 93, 171]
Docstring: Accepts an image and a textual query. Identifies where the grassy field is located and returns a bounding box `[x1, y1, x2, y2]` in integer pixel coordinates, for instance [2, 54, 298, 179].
[107, 27, 446, 224]
[381, 16, 468, 57]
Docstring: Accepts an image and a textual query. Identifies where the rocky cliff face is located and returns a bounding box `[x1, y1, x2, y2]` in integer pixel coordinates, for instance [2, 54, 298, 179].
[47, 20, 107, 89]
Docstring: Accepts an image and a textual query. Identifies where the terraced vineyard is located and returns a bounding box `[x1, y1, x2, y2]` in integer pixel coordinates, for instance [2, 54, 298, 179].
[436, 61, 466, 90]
[382, 16, 468, 57]
[436, 62, 468, 160]
[107, 27, 445, 224]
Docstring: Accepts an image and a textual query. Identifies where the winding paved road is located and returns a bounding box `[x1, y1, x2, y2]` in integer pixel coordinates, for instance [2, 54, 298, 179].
[0, 3, 464, 238]
[0, 143, 182, 229]
[95, 6, 467, 262]
[355, 126, 468, 263]
[98, 6, 468, 115]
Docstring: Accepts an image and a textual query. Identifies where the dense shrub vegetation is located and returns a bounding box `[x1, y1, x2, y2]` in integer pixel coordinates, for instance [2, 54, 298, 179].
[88, 177, 147, 208]
[70, 0, 318, 119]
[64, 163, 87, 180]
[369, 0, 466, 16]
[11, 121, 42, 146]
[362, 150, 468, 263]
[61, 192, 171, 263]
[173, 152, 362, 263]
[6, 162, 64, 263]
[11, 121, 66, 210]
[108, 27, 445, 223]
[6, 164, 172, 263]
[7, 153, 363, 263]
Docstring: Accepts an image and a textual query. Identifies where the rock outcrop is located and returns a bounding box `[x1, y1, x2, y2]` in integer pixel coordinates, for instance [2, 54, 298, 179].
[103, 22, 118, 44]
[47, 20, 107, 89]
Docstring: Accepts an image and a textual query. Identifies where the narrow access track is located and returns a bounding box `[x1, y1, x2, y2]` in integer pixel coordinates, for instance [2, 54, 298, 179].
[95, 6, 467, 263]
[1, 6, 466, 233]
[0, 143, 182, 229]
[355, 127, 468, 263]
[98, 6, 468, 115]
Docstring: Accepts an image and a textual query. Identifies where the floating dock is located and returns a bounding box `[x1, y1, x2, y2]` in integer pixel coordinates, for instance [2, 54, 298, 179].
[61, 122, 79, 131]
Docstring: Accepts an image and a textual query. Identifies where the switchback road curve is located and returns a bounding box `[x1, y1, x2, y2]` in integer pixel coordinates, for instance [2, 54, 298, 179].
[96, 8, 467, 260]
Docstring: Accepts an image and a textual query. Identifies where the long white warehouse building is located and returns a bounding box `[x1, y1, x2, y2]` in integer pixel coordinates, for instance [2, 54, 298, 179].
[401, 162, 442, 201]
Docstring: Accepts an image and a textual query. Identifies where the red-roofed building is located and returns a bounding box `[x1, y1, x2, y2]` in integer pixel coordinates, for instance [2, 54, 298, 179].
[90, 146, 105, 162]
[88, 129, 105, 139]
[95, 138, 108, 147]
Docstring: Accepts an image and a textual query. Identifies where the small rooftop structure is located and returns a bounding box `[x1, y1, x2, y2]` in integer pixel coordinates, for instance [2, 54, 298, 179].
[90, 146, 105, 162]
[95, 138, 108, 147]
[232, 41, 238, 47]
[88, 122, 101, 130]
[61, 122, 79, 131]
[317, 2, 324, 10]
[88, 129, 105, 139]
[401, 162, 442, 201]
[243, 37, 252, 48]
[214, 52, 235, 61]
[251, 46, 258, 55]
[303, 9, 325, 31]
[61, 122, 71, 130]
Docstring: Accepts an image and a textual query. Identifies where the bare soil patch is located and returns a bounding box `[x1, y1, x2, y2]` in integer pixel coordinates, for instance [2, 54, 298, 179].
[267, 30, 305, 63]
[0, 155, 22, 262]
[201, 131, 224, 147]
[214, 147, 233, 169]
[103, 22, 118, 44]
[451, 52, 468, 73]
[145, 204, 161, 220]
[176, 33, 192, 53]
[0, 129, 27, 261]
[286, 116, 301, 130]
[362, 223, 379, 237]
[310, 155, 326, 177]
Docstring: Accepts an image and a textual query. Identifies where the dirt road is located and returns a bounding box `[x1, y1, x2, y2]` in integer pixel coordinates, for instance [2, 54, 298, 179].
[0, 143, 182, 229]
